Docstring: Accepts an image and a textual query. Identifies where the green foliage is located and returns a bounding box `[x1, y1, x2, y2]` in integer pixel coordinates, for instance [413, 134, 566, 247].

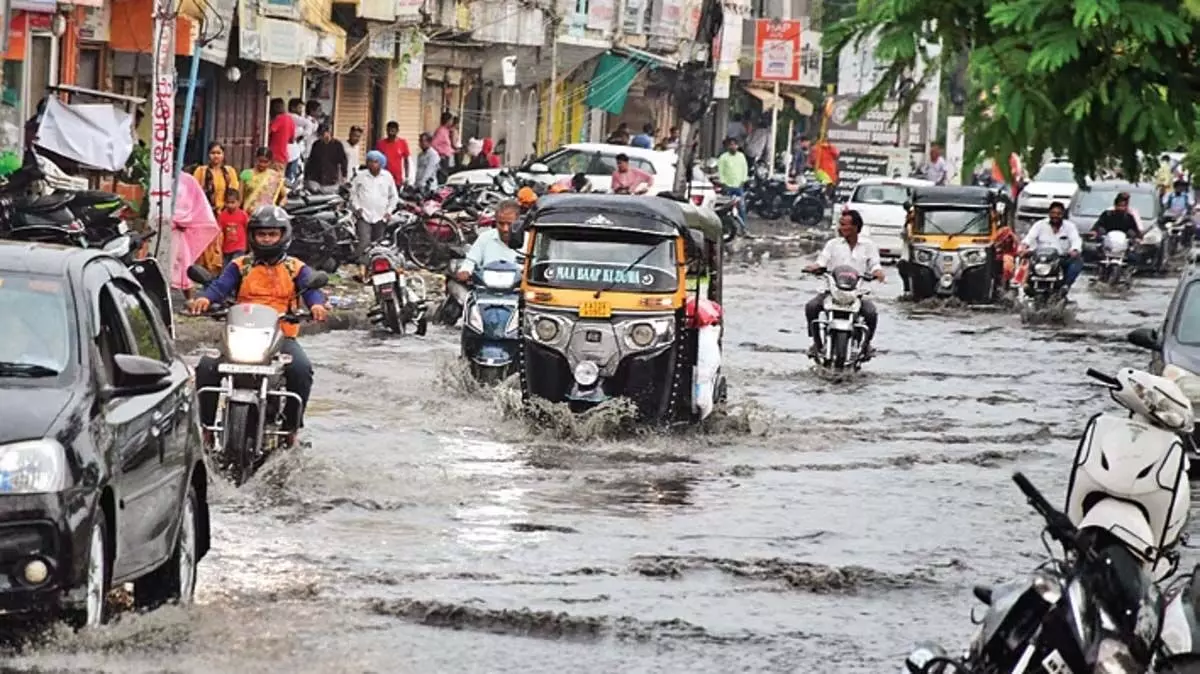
[824, 0, 1200, 185]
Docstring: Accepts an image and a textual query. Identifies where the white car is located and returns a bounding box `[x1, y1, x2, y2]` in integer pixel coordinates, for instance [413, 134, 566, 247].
[445, 142, 717, 208]
[1017, 161, 1081, 222]
[835, 177, 933, 260]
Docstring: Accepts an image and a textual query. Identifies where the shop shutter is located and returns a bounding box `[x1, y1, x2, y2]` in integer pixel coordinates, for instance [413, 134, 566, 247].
[395, 88, 422, 146]
[335, 72, 372, 143]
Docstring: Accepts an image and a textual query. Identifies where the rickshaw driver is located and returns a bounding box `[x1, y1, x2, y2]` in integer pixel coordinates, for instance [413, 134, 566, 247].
[803, 209, 885, 359]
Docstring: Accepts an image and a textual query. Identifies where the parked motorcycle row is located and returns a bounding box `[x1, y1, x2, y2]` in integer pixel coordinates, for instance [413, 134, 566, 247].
[701, 158, 829, 228]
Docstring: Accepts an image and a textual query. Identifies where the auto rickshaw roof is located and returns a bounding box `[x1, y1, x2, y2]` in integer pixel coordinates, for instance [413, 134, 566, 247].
[909, 185, 995, 209]
[530, 193, 723, 243]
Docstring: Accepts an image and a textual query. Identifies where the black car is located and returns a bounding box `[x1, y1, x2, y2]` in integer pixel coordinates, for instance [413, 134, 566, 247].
[0, 242, 210, 627]
[1068, 181, 1164, 273]
[1128, 265, 1200, 457]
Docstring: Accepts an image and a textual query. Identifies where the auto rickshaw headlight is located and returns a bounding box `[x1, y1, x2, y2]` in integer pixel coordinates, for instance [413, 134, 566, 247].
[533, 317, 560, 342]
[961, 248, 987, 266]
[914, 247, 935, 264]
[574, 361, 600, 386]
[630, 323, 656, 347]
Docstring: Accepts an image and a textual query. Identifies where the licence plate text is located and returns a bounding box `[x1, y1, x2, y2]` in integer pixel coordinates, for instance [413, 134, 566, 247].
[373, 271, 397, 285]
[579, 300, 612, 318]
[218, 363, 279, 375]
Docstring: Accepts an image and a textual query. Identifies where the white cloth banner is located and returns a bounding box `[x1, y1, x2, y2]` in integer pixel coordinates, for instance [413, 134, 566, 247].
[35, 97, 134, 172]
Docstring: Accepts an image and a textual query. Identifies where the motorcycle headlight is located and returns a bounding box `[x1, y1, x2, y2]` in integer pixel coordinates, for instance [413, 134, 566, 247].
[466, 303, 483, 332]
[1033, 262, 1053, 276]
[481, 269, 519, 289]
[831, 288, 858, 306]
[226, 325, 276, 364]
[1094, 638, 1136, 674]
[1143, 228, 1163, 245]
[914, 247, 935, 264]
[0, 439, 68, 494]
[961, 248, 987, 266]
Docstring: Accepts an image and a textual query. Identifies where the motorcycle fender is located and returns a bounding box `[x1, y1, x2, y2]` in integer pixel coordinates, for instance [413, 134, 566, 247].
[1078, 499, 1157, 564]
[377, 283, 395, 298]
[472, 343, 514, 366]
[228, 388, 259, 405]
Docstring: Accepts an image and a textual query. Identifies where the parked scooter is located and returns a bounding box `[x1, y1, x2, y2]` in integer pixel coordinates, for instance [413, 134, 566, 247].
[905, 367, 1193, 674]
[806, 265, 875, 372]
[187, 264, 329, 486]
[365, 243, 428, 336]
[1092, 229, 1132, 289]
[461, 259, 522, 384]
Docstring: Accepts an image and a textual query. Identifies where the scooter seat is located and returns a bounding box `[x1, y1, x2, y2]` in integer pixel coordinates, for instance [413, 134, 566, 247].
[301, 193, 341, 207]
[13, 192, 74, 213]
[13, 207, 78, 227]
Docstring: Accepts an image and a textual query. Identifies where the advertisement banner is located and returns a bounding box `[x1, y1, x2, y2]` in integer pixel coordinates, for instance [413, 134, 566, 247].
[826, 94, 929, 148]
[834, 146, 911, 203]
[753, 18, 801, 83]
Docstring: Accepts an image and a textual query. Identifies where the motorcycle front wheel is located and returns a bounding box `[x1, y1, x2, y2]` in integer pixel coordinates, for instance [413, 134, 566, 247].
[830, 331, 850, 370]
[224, 403, 255, 487]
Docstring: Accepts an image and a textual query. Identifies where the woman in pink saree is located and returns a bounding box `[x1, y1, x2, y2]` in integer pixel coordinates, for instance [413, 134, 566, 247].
[171, 172, 220, 298]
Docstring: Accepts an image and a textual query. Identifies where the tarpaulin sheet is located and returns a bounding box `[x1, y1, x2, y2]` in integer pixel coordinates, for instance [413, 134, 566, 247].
[35, 97, 134, 172]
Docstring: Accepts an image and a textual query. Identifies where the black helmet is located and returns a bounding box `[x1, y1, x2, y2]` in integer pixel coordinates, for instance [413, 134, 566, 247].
[247, 205, 292, 262]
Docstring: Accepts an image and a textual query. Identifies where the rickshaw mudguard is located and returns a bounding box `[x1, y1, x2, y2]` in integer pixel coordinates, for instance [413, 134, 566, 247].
[129, 257, 173, 337]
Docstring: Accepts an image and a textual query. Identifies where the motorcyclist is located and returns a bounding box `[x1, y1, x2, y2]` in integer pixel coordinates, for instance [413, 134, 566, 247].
[1018, 200, 1083, 294]
[1092, 192, 1142, 240]
[803, 209, 884, 359]
[438, 199, 522, 322]
[187, 206, 329, 446]
[1163, 178, 1193, 216]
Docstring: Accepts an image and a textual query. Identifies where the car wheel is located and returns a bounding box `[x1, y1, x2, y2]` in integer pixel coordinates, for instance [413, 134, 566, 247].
[134, 481, 200, 609]
[68, 509, 111, 629]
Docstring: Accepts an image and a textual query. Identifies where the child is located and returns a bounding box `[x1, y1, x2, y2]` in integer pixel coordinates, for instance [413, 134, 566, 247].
[218, 188, 250, 265]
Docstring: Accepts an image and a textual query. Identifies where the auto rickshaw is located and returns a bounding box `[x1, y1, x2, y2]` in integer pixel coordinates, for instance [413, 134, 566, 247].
[898, 185, 1013, 304]
[513, 193, 726, 424]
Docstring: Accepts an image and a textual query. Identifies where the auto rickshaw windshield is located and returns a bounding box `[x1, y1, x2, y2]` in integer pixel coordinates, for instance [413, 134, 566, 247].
[528, 229, 678, 293]
[916, 208, 991, 235]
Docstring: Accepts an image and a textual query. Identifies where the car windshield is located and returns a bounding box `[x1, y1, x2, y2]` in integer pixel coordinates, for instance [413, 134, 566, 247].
[916, 208, 992, 235]
[0, 272, 73, 375]
[1175, 281, 1200, 345]
[1073, 189, 1157, 218]
[528, 229, 678, 293]
[1035, 164, 1074, 182]
[852, 183, 910, 206]
[528, 149, 656, 176]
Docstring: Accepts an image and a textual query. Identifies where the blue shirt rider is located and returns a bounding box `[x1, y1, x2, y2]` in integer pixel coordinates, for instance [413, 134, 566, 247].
[1164, 179, 1193, 215]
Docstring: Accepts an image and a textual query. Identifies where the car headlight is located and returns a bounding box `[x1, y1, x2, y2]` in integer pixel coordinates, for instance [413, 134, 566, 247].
[1033, 262, 1053, 276]
[481, 269, 519, 289]
[1094, 638, 1136, 674]
[533, 316, 560, 342]
[226, 325, 276, 364]
[961, 248, 987, 266]
[466, 303, 483, 332]
[915, 247, 935, 264]
[0, 439, 68, 494]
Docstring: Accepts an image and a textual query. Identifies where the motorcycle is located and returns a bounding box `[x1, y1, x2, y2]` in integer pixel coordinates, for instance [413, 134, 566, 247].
[788, 176, 829, 228]
[365, 243, 428, 336]
[186, 264, 329, 486]
[1022, 247, 1068, 308]
[1162, 211, 1193, 259]
[807, 265, 874, 372]
[714, 192, 743, 245]
[1092, 230, 1132, 289]
[461, 259, 522, 384]
[743, 165, 797, 221]
[905, 367, 1193, 674]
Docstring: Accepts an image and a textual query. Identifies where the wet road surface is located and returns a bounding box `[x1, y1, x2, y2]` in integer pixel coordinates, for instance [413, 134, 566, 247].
[3, 256, 1186, 673]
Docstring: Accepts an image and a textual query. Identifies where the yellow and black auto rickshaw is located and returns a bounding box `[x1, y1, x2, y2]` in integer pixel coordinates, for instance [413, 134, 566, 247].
[898, 185, 1014, 304]
[513, 193, 726, 424]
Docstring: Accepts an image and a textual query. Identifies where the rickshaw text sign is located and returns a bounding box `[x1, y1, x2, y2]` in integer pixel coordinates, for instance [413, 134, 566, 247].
[537, 263, 664, 289]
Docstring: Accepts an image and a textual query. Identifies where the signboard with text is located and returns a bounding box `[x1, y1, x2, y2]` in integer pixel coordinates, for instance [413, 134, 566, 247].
[834, 146, 912, 203]
[826, 94, 928, 148]
[753, 19, 802, 83]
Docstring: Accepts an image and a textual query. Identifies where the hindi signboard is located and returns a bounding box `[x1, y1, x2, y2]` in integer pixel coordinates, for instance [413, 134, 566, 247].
[753, 19, 802, 83]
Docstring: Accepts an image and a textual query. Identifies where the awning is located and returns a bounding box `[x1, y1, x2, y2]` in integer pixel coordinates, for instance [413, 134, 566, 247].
[744, 86, 782, 110]
[784, 92, 814, 115]
[585, 52, 648, 115]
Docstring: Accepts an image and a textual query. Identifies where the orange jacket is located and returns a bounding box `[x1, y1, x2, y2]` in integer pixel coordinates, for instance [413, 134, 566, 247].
[232, 256, 305, 337]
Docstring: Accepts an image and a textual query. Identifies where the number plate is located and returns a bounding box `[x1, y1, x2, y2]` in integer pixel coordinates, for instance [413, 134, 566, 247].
[218, 363, 278, 375]
[941, 258, 955, 272]
[1041, 650, 1068, 673]
[578, 300, 612, 318]
[373, 271, 397, 286]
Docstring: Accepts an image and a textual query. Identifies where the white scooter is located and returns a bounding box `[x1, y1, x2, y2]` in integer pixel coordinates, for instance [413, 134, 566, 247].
[1092, 229, 1132, 289]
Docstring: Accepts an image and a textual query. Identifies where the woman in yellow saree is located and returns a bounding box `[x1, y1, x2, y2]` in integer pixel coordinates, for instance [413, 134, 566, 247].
[243, 146, 288, 212]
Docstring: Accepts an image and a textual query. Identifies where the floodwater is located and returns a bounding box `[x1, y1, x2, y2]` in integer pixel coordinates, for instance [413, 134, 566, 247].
[2, 254, 1186, 673]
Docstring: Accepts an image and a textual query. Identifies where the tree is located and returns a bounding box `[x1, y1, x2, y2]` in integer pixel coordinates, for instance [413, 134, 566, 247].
[824, 0, 1200, 184]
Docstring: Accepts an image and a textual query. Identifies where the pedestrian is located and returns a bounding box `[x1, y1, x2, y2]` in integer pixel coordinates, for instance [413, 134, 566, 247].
[607, 123, 630, 145]
[464, 137, 490, 169]
[350, 150, 400, 275]
[218, 188, 249, 265]
[664, 127, 681, 151]
[244, 146, 288, 210]
[415, 133, 441, 191]
[192, 141, 240, 275]
[286, 98, 314, 183]
[791, 135, 811, 177]
[631, 123, 654, 149]
[343, 125, 365, 177]
[267, 98, 295, 175]
[925, 142, 948, 185]
[717, 137, 749, 232]
[304, 122, 348, 194]
[610, 153, 653, 194]
[376, 120, 412, 187]
[481, 137, 502, 168]
[302, 100, 324, 160]
[431, 112, 456, 171]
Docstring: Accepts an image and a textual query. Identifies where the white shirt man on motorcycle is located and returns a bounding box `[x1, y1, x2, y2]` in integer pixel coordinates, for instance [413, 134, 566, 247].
[1018, 201, 1084, 289]
[803, 209, 885, 359]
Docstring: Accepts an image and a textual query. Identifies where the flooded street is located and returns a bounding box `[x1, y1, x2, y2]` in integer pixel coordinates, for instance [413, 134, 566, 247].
[5, 253, 1184, 673]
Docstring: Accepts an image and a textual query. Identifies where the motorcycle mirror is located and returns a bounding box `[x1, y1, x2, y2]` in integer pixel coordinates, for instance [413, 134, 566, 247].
[303, 271, 330, 291]
[186, 264, 214, 286]
[1127, 327, 1161, 351]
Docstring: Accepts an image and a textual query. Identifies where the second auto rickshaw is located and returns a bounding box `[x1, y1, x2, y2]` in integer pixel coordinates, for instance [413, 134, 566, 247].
[898, 185, 1013, 304]
[513, 194, 726, 424]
